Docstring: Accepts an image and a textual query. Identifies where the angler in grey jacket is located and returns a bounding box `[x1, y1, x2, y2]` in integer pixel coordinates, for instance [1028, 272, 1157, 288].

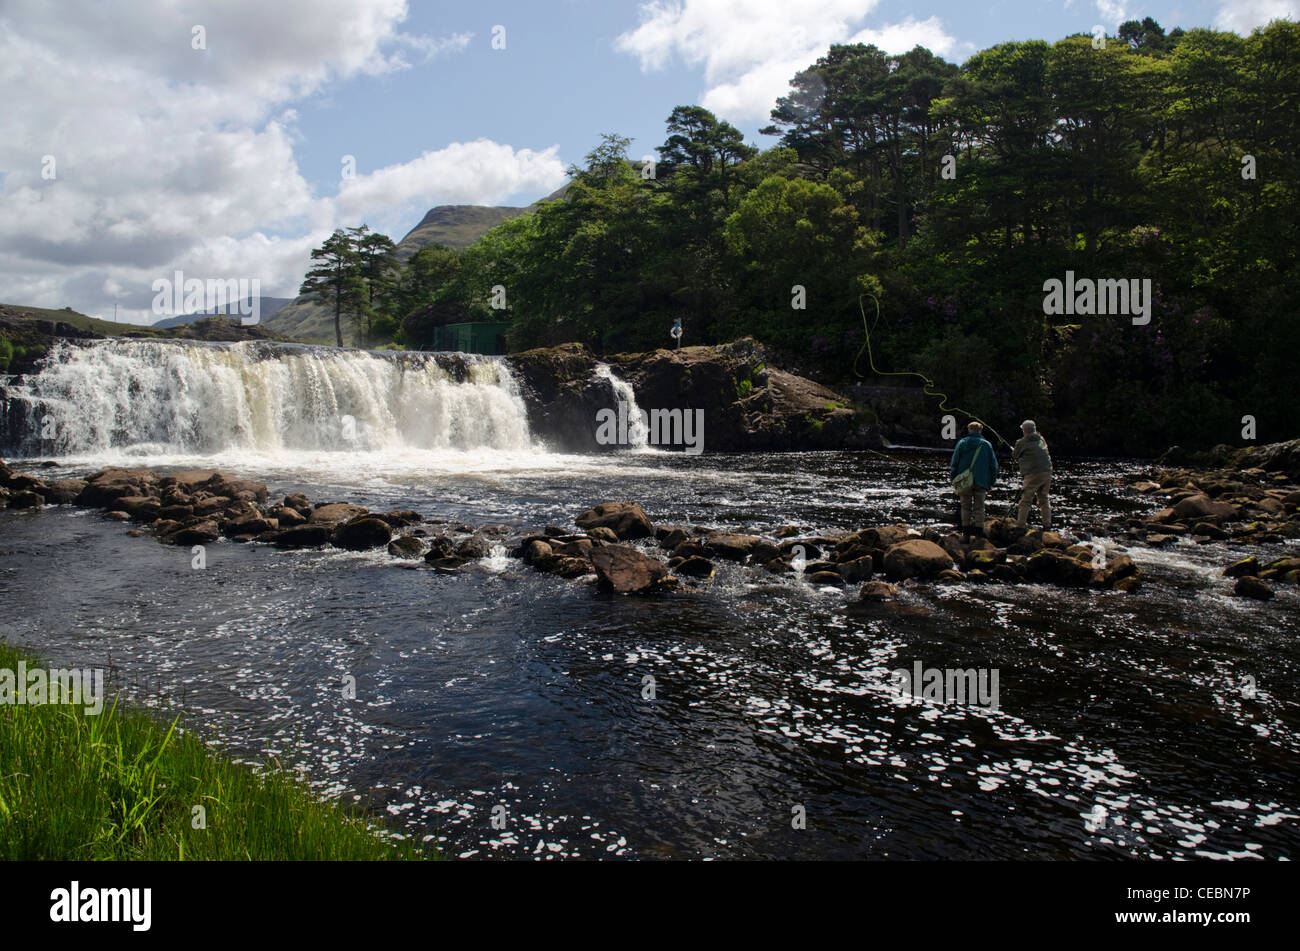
[1013, 420, 1053, 530]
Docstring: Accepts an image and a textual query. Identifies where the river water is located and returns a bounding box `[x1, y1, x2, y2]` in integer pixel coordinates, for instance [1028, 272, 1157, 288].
[1, 341, 1297, 860]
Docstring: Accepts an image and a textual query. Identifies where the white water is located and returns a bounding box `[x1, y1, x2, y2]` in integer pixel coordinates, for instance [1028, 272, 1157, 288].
[3, 339, 534, 459]
[593, 363, 648, 450]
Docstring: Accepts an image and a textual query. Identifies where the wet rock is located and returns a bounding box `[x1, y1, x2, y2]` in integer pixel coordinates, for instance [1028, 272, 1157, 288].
[310, 502, 369, 526]
[779, 539, 822, 559]
[575, 502, 654, 540]
[7, 489, 43, 508]
[807, 570, 844, 585]
[836, 555, 875, 584]
[522, 539, 553, 564]
[774, 525, 802, 539]
[268, 505, 305, 526]
[586, 526, 618, 544]
[934, 569, 965, 584]
[1224, 556, 1260, 578]
[42, 479, 86, 504]
[334, 517, 393, 551]
[1172, 494, 1239, 522]
[383, 510, 422, 527]
[1113, 576, 1141, 593]
[703, 532, 761, 561]
[1263, 556, 1300, 574]
[274, 524, 333, 549]
[282, 493, 312, 514]
[1025, 548, 1095, 586]
[387, 535, 424, 559]
[158, 503, 196, 521]
[882, 539, 954, 580]
[763, 556, 792, 574]
[860, 524, 914, 550]
[1233, 575, 1274, 600]
[77, 467, 158, 507]
[859, 581, 899, 601]
[966, 548, 1002, 570]
[171, 521, 221, 546]
[750, 541, 783, 563]
[223, 514, 278, 537]
[676, 555, 715, 578]
[589, 544, 671, 594]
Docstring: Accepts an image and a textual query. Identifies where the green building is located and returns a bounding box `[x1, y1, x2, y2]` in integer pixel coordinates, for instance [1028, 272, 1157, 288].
[428, 321, 511, 355]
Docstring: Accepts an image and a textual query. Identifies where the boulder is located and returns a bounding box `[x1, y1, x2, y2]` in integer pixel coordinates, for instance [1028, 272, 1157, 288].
[836, 556, 874, 583]
[703, 532, 761, 561]
[334, 517, 393, 551]
[42, 479, 86, 504]
[1172, 494, 1239, 522]
[387, 535, 424, 559]
[575, 502, 654, 540]
[587, 526, 619, 544]
[807, 571, 844, 585]
[675, 555, 715, 578]
[268, 505, 306, 526]
[383, 509, 423, 527]
[309, 503, 369, 526]
[882, 539, 954, 580]
[224, 514, 278, 537]
[1224, 556, 1260, 578]
[274, 525, 333, 549]
[7, 490, 43, 508]
[859, 524, 914, 550]
[1233, 576, 1274, 601]
[1025, 548, 1095, 586]
[859, 581, 899, 601]
[171, 521, 220, 546]
[589, 544, 670, 594]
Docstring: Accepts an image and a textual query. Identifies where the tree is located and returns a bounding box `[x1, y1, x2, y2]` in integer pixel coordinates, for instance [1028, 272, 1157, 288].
[348, 225, 399, 346]
[299, 230, 363, 348]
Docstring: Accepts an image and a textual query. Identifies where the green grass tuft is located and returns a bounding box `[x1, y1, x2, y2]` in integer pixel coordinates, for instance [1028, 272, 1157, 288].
[0, 641, 432, 860]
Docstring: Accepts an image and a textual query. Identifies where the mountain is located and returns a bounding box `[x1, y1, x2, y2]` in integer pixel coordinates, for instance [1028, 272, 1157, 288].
[263, 184, 570, 345]
[150, 296, 296, 329]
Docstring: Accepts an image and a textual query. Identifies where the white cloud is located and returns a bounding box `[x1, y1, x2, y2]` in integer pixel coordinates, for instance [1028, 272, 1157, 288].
[1215, 0, 1300, 32]
[1095, 1, 1129, 29]
[0, 0, 550, 323]
[614, 0, 957, 122]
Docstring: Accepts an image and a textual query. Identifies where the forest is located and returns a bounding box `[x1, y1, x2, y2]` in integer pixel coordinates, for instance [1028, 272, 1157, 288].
[305, 19, 1300, 454]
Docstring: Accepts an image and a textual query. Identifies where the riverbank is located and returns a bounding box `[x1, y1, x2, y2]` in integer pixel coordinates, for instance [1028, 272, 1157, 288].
[0, 640, 428, 860]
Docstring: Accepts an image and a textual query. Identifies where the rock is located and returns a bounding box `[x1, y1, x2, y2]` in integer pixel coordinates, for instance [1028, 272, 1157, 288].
[675, 555, 715, 578]
[523, 539, 553, 564]
[171, 521, 220, 546]
[333, 517, 393, 551]
[223, 514, 278, 537]
[274, 524, 333, 549]
[1144, 534, 1175, 547]
[1131, 481, 1162, 492]
[1025, 548, 1095, 586]
[780, 539, 822, 559]
[774, 525, 802, 538]
[384, 509, 423, 527]
[882, 539, 954, 580]
[1234, 575, 1274, 600]
[268, 505, 305, 526]
[1263, 556, 1300, 574]
[7, 490, 43, 508]
[1172, 494, 1239, 522]
[859, 581, 899, 601]
[934, 569, 965, 584]
[1191, 521, 1228, 539]
[966, 548, 1002, 570]
[542, 556, 592, 578]
[1224, 556, 1260, 578]
[77, 467, 158, 507]
[750, 541, 783, 563]
[763, 557, 792, 574]
[589, 544, 671, 594]
[1113, 576, 1142, 593]
[587, 526, 618, 543]
[310, 503, 369, 526]
[836, 556, 874, 583]
[387, 535, 424, 559]
[282, 493, 312, 514]
[43, 479, 86, 504]
[703, 532, 761, 561]
[575, 502, 654, 540]
[192, 496, 230, 516]
[807, 570, 844, 585]
[860, 524, 914, 550]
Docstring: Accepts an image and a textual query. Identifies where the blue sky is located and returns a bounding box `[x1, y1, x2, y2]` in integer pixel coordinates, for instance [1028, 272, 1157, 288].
[0, 0, 1292, 321]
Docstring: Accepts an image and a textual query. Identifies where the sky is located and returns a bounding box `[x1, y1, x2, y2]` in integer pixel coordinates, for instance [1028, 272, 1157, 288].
[0, 0, 1295, 324]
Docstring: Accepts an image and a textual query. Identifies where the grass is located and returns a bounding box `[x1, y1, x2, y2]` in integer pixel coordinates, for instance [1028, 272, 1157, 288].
[0, 641, 431, 860]
[0, 303, 172, 337]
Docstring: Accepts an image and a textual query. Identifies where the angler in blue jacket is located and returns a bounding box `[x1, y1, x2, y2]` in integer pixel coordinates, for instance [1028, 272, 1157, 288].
[949, 421, 999, 542]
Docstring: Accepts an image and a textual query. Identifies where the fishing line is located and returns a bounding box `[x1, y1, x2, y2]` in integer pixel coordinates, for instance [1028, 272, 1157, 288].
[853, 293, 1012, 450]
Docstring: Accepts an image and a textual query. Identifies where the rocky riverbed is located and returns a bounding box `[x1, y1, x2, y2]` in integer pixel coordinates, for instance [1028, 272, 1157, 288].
[7, 440, 1297, 604]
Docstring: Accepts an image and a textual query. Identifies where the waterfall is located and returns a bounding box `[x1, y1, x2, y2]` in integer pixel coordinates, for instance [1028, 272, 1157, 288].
[592, 363, 648, 450]
[0, 339, 535, 458]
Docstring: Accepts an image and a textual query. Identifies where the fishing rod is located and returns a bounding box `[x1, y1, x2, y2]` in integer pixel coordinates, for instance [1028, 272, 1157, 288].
[852, 293, 1013, 450]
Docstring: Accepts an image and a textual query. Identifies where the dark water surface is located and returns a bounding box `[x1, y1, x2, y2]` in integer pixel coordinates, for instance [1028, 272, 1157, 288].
[2, 450, 1297, 860]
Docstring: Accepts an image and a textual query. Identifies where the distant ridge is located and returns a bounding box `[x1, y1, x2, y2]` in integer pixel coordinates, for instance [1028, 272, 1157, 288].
[264, 183, 570, 345]
[151, 296, 295, 329]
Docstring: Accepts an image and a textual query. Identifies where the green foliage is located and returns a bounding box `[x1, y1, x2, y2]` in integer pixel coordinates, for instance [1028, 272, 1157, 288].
[0, 641, 430, 860]
[737, 378, 753, 399]
[0, 338, 12, 370]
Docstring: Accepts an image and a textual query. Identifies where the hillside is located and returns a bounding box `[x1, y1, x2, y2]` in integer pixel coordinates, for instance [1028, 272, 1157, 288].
[263, 183, 571, 345]
[151, 296, 296, 329]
